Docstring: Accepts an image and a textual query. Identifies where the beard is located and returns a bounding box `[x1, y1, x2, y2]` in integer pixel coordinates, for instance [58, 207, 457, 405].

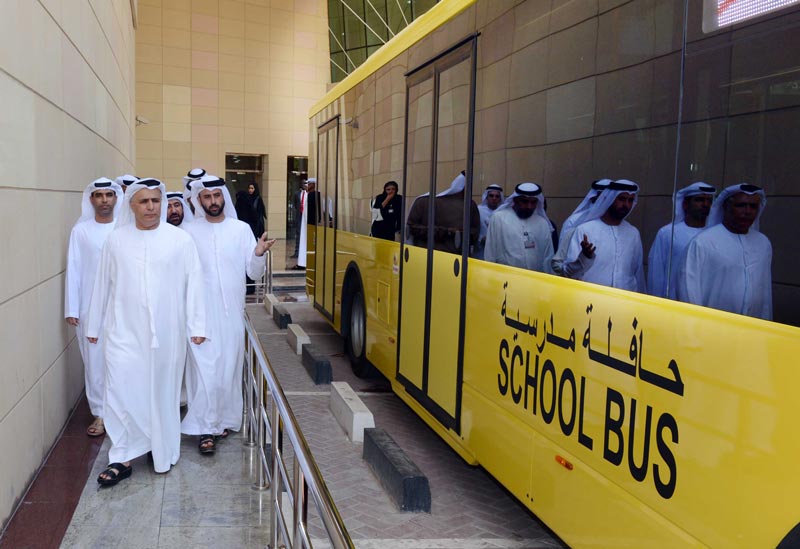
[202, 199, 225, 217]
[514, 207, 534, 219]
[167, 212, 183, 226]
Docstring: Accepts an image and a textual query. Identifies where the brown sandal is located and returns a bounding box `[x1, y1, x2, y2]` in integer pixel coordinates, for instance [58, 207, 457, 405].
[87, 418, 105, 437]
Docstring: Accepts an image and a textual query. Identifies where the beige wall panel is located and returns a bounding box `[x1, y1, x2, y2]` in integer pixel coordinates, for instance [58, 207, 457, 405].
[192, 0, 219, 17]
[221, 126, 245, 144]
[164, 104, 191, 124]
[220, 71, 246, 91]
[164, 141, 193, 160]
[192, 68, 220, 88]
[192, 87, 219, 107]
[220, 19, 245, 38]
[164, 65, 192, 86]
[138, 62, 164, 83]
[41, 342, 85, 446]
[192, 13, 219, 34]
[164, 9, 191, 31]
[192, 32, 220, 53]
[220, 1, 245, 20]
[163, 29, 191, 49]
[163, 47, 191, 68]
[0, 382, 45, 526]
[220, 107, 245, 126]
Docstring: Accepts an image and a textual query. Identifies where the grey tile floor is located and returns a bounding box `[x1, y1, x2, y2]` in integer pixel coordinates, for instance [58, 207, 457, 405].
[61, 302, 561, 548]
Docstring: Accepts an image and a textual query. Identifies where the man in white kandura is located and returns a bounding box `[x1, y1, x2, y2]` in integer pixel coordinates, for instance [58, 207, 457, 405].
[475, 184, 504, 260]
[65, 177, 123, 437]
[565, 179, 645, 292]
[647, 182, 715, 299]
[678, 183, 772, 320]
[484, 182, 554, 272]
[181, 174, 275, 454]
[166, 191, 193, 229]
[86, 178, 207, 486]
[551, 179, 611, 276]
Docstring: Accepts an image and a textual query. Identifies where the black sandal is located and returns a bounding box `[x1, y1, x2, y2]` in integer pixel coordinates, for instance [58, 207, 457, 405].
[97, 462, 132, 486]
[199, 434, 215, 454]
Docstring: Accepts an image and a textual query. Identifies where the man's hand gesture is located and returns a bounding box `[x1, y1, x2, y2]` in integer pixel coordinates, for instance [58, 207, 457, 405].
[255, 232, 277, 257]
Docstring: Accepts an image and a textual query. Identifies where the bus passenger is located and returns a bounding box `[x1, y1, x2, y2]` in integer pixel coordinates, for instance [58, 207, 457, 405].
[551, 179, 611, 275]
[484, 182, 554, 272]
[677, 183, 772, 320]
[647, 182, 715, 299]
[406, 173, 480, 254]
[475, 184, 504, 259]
[370, 180, 403, 240]
[565, 180, 645, 292]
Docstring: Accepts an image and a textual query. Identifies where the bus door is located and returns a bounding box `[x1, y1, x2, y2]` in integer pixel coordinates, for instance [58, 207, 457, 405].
[314, 118, 339, 320]
[398, 38, 476, 432]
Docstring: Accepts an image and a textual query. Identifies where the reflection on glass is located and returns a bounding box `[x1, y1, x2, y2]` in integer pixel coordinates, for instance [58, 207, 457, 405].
[405, 77, 433, 248]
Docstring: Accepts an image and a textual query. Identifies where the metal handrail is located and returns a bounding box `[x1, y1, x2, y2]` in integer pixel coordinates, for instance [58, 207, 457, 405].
[242, 309, 353, 549]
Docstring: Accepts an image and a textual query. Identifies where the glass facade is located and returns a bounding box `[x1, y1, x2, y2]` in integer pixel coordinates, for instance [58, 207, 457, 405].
[328, 0, 440, 82]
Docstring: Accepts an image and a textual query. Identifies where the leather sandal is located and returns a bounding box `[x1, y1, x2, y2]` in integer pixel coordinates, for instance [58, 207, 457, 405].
[97, 462, 132, 486]
[199, 434, 215, 454]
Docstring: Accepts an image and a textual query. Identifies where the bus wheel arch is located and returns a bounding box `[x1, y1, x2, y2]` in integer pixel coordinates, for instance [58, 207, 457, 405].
[342, 263, 373, 377]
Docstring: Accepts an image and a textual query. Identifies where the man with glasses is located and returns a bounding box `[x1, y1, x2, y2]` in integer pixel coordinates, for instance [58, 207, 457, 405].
[678, 183, 772, 320]
[86, 178, 207, 485]
[181, 174, 275, 454]
[484, 182, 554, 272]
[65, 177, 123, 438]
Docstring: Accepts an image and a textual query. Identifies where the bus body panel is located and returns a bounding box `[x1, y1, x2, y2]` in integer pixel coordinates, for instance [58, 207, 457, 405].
[306, 0, 800, 545]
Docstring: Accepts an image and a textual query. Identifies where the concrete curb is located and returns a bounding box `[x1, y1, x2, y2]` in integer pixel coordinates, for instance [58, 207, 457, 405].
[301, 344, 332, 384]
[273, 303, 292, 329]
[363, 428, 431, 512]
[286, 324, 310, 355]
[329, 382, 374, 442]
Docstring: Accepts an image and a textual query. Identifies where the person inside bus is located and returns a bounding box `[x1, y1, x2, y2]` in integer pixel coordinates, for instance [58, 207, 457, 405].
[677, 183, 772, 320]
[552, 179, 611, 275]
[484, 182, 554, 272]
[564, 180, 645, 292]
[475, 184, 504, 259]
[370, 180, 403, 240]
[647, 182, 716, 299]
[305, 178, 320, 225]
[406, 172, 480, 254]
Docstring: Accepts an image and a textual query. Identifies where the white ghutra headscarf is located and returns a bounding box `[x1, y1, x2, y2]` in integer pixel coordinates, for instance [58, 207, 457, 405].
[706, 183, 766, 231]
[77, 177, 124, 224]
[116, 178, 168, 228]
[190, 174, 238, 220]
[674, 181, 716, 223]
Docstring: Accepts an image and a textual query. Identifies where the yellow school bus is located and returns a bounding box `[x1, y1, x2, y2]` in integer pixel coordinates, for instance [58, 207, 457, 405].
[306, 0, 800, 545]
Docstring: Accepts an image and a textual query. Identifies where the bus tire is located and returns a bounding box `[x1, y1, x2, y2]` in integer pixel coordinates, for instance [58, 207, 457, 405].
[345, 284, 373, 378]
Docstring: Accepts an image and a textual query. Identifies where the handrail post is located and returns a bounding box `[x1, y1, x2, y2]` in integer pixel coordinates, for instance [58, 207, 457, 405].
[293, 455, 305, 548]
[270, 398, 281, 549]
[242, 334, 254, 446]
[252, 366, 268, 491]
